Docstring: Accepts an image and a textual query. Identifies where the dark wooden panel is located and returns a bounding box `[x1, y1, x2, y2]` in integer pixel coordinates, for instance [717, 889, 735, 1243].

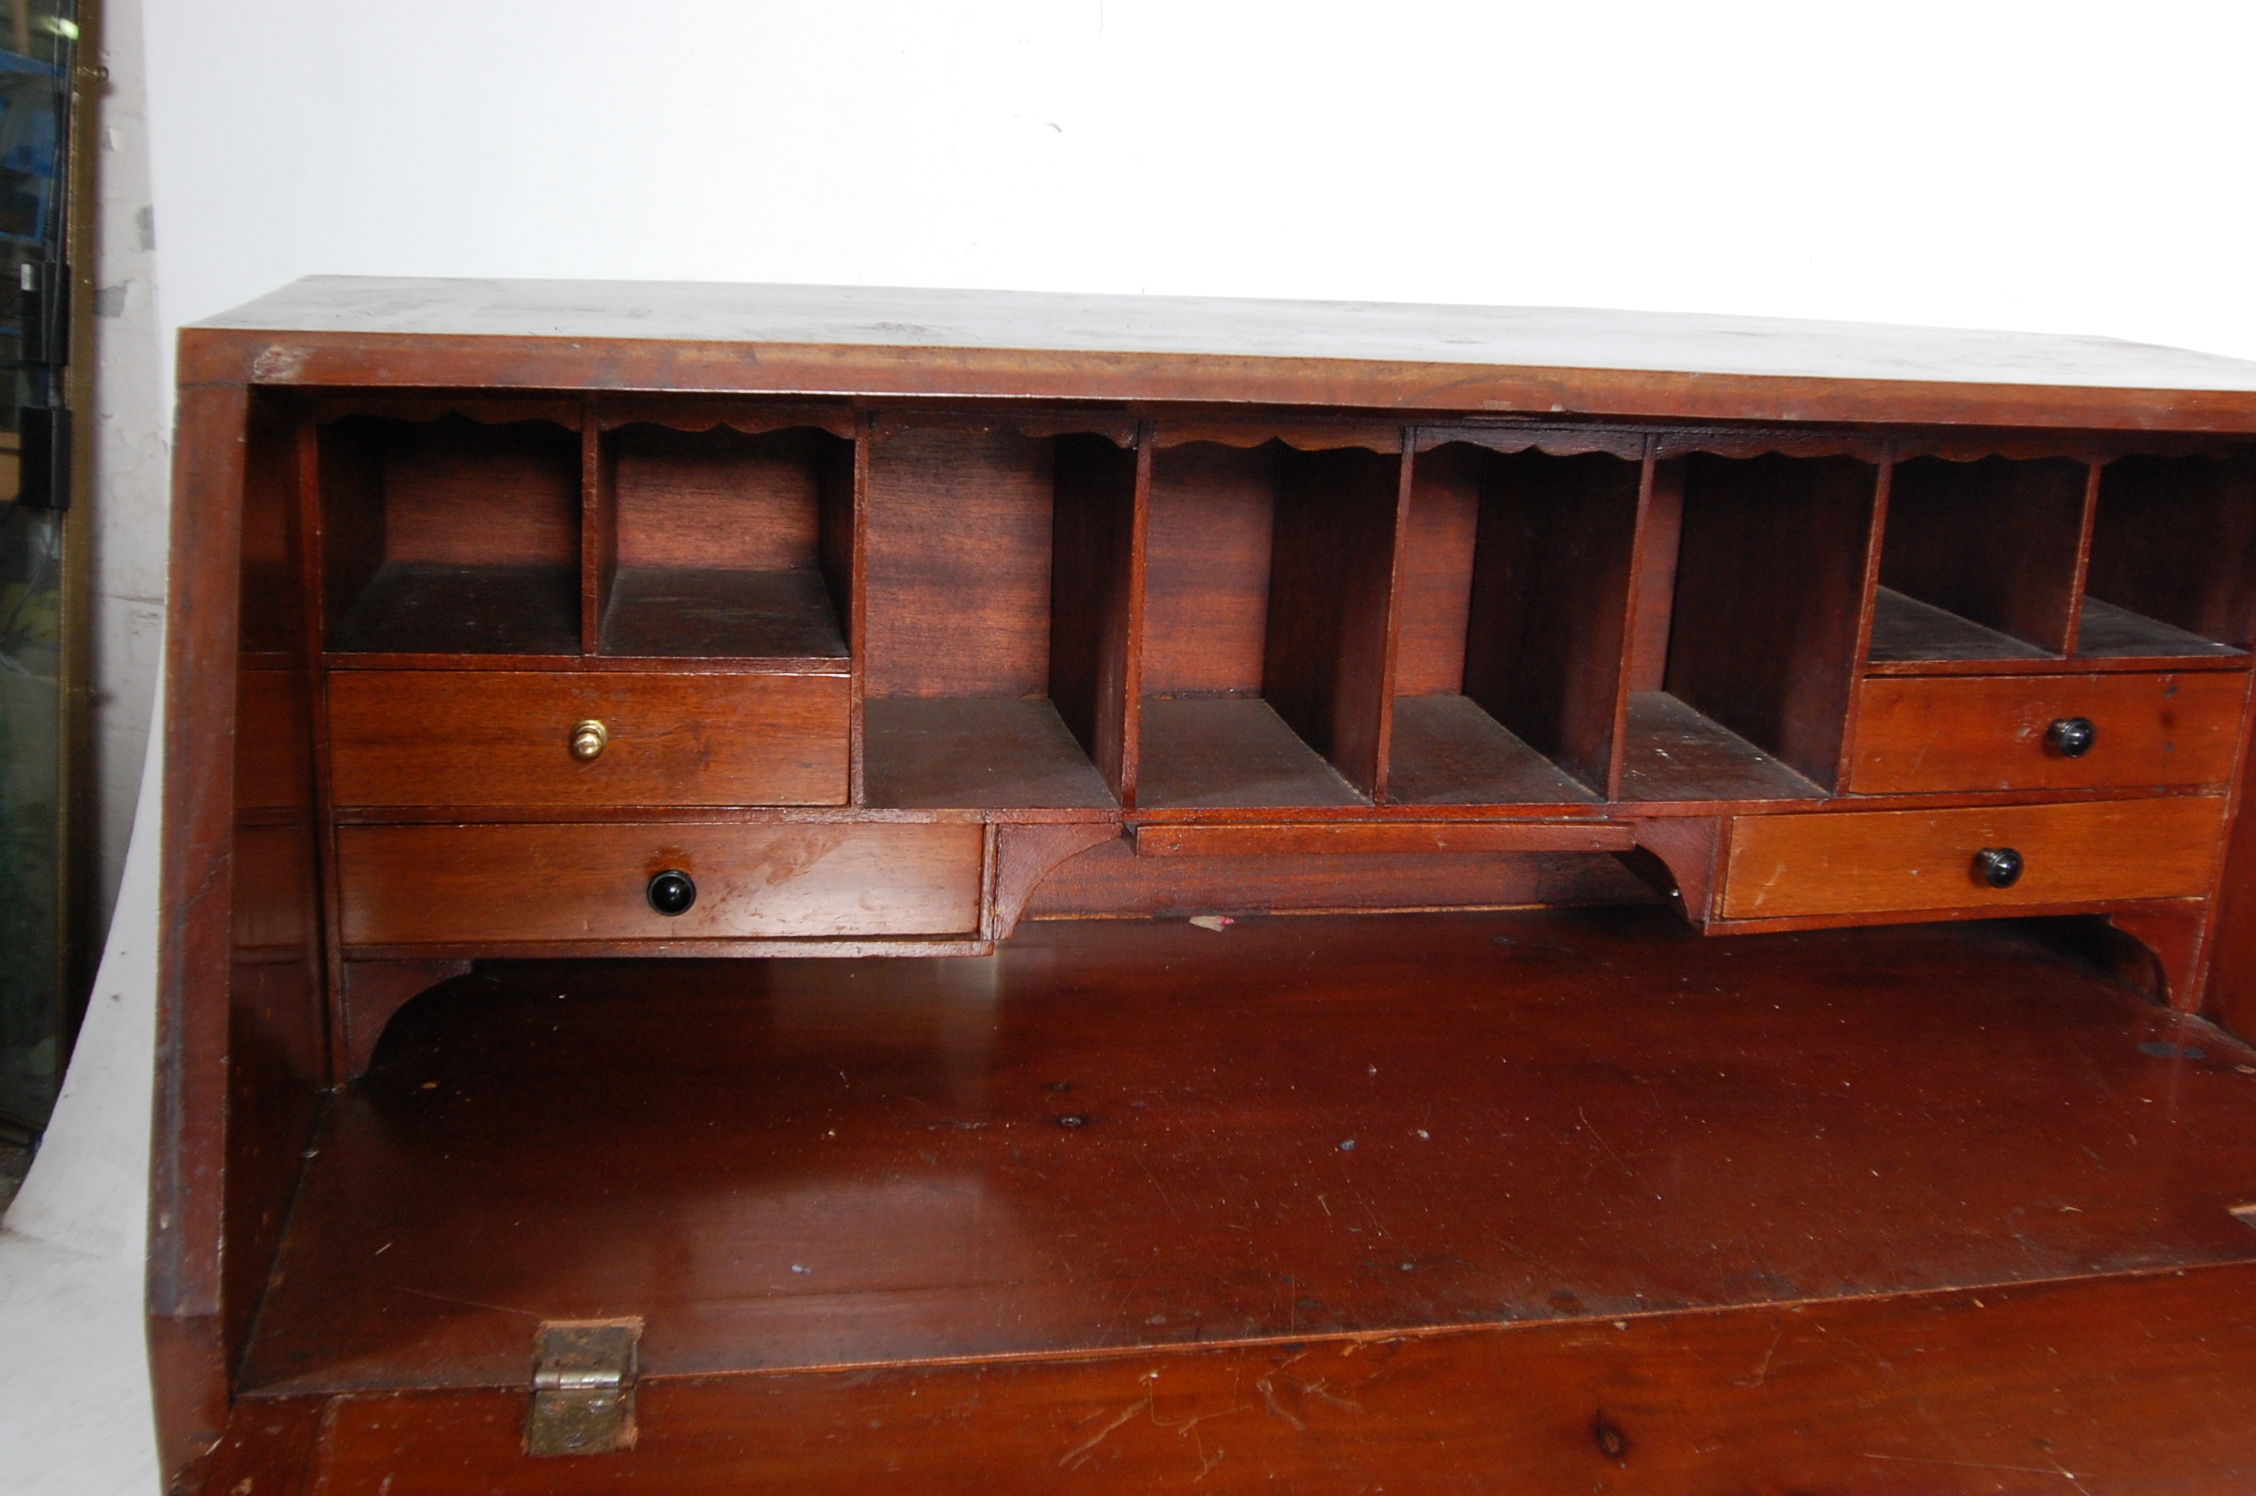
[1135, 696, 1364, 809]
[1049, 433, 1141, 792]
[371, 416, 580, 567]
[2088, 454, 2256, 650]
[1134, 821, 1631, 856]
[1848, 670, 2248, 794]
[1721, 796, 2228, 921]
[1028, 836, 1655, 918]
[1394, 441, 1481, 696]
[328, 670, 849, 808]
[598, 566, 847, 659]
[2076, 595, 2251, 662]
[1462, 449, 1642, 790]
[1384, 693, 1600, 807]
[1666, 453, 1877, 787]
[864, 420, 1054, 697]
[239, 911, 2256, 1400]
[1262, 447, 1406, 794]
[1867, 585, 2055, 664]
[233, 1264, 2256, 1495]
[610, 423, 823, 571]
[1616, 691, 1824, 802]
[864, 696, 1114, 809]
[327, 561, 581, 656]
[1880, 455, 2088, 654]
[336, 820, 984, 946]
[1142, 442, 1276, 696]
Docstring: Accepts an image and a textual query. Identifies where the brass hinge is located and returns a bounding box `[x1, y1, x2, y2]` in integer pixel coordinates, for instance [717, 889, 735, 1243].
[526, 1318, 641, 1456]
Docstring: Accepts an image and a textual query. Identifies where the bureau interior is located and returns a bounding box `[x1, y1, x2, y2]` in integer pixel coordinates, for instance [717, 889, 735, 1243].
[594, 420, 853, 661]
[1386, 444, 1626, 806]
[2084, 452, 2256, 660]
[1137, 438, 1406, 808]
[1873, 454, 2089, 664]
[319, 411, 583, 655]
[860, 418, 1131, 809]
[1622, 451, 1876, 801]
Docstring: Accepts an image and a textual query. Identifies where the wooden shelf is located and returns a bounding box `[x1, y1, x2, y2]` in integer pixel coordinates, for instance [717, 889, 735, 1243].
[326, 561, 580, 656]
[1385, 694, 1599, 806]
[1866, 586, 2056, 665]
[2075, 597, 2249, 662]
[1136, 696, 1367, 809]
[1616, 691, 1822, 803]
[599, 566, 847, 660]
[235, 911, 2256, 1399]
[864, 697, 1115, 809]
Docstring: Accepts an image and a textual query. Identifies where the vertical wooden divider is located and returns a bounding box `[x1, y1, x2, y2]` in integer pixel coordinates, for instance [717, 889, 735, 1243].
[848, 412, 872, 805]
[1048, 430, 1143, 802]
[1369, 436, 1415, 803]
[580, 397, 613, 659]
[1605, 449, 1664, 801]
[1829, 452, 1893, 791]
[2061, 457, 2104, 658]
[293, 417, 351, 1083]
[1118, 423, 1153, 808]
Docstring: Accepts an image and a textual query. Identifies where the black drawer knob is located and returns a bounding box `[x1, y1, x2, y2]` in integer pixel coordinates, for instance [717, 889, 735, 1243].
[1973, 847, 2024, 889]
[646, 869, 697, 916]
[2046, 716, 2096, 758]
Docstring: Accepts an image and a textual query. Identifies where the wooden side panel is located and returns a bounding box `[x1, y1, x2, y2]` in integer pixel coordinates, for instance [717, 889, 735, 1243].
[815, 429, 855, 649]
[1142, 442, 1276, 695]
[1720, 796, 2227, 921]
[1262, 447, 1404, 794]
[1393, 442, 1481, 696]
[863, 420, 1053, 697]
[1881, 455, 2088, 653]
[1462, 449, 1642, 790]
[337, 822, 986, 945]
[1667, 454, 1877, 788]
[1847, 670, 2248, 794]
[328, 669, 848, 809]
[315, 418, 383, 642]
[2088, 454, 2256, 649]
[1048, 434, 1140, 793]
[156, 381, 253, 1478]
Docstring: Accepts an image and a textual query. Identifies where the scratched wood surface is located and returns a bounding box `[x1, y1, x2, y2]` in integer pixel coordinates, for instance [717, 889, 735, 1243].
[193, 1260, 2256, 1494]
[236, 910, 2256, 1401]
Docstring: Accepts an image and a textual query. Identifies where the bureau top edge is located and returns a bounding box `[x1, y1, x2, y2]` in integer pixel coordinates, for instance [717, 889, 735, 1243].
[178, 277, 2256, 435]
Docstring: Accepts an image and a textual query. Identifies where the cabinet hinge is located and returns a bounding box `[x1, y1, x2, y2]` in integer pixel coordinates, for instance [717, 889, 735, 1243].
[526, 1318, 641, 1456]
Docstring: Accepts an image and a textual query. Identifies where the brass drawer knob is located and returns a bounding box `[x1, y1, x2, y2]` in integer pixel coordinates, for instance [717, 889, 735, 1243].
[2046, 717, 2096, 758]
[570, 719, 609, 762]
[1973, 846, 2024, 889]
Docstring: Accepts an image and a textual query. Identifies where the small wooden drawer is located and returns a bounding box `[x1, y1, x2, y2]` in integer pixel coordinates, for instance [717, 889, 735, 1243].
[337, 821, 983, 947]
[328, 669, 849, 808]
[1719, 796, 2227, 922]
[1845, 671, 2246, 794]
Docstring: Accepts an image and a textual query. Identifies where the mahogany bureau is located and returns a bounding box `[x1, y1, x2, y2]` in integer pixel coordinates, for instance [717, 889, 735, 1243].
[157, 280, 2256, 1491]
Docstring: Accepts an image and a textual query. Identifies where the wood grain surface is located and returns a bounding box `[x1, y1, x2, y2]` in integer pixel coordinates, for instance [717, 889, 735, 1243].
[327, 669, 850, 807]
[1847, 670, 2248, 794]
[1721, 796, 2229, 920]
[237, 911, 2256, 1405]
[336, 820, 983, 945]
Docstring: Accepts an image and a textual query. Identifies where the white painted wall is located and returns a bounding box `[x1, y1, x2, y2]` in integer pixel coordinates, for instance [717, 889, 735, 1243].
[15, 3, 2256, 1490]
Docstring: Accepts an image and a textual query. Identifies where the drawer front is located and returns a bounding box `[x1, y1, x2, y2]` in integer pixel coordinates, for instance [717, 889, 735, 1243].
[338, 822, 983, 946]
[1720, 796, 2227, 921]
[1846, 671, 2246, 794]
[328, 670, 849, 808]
